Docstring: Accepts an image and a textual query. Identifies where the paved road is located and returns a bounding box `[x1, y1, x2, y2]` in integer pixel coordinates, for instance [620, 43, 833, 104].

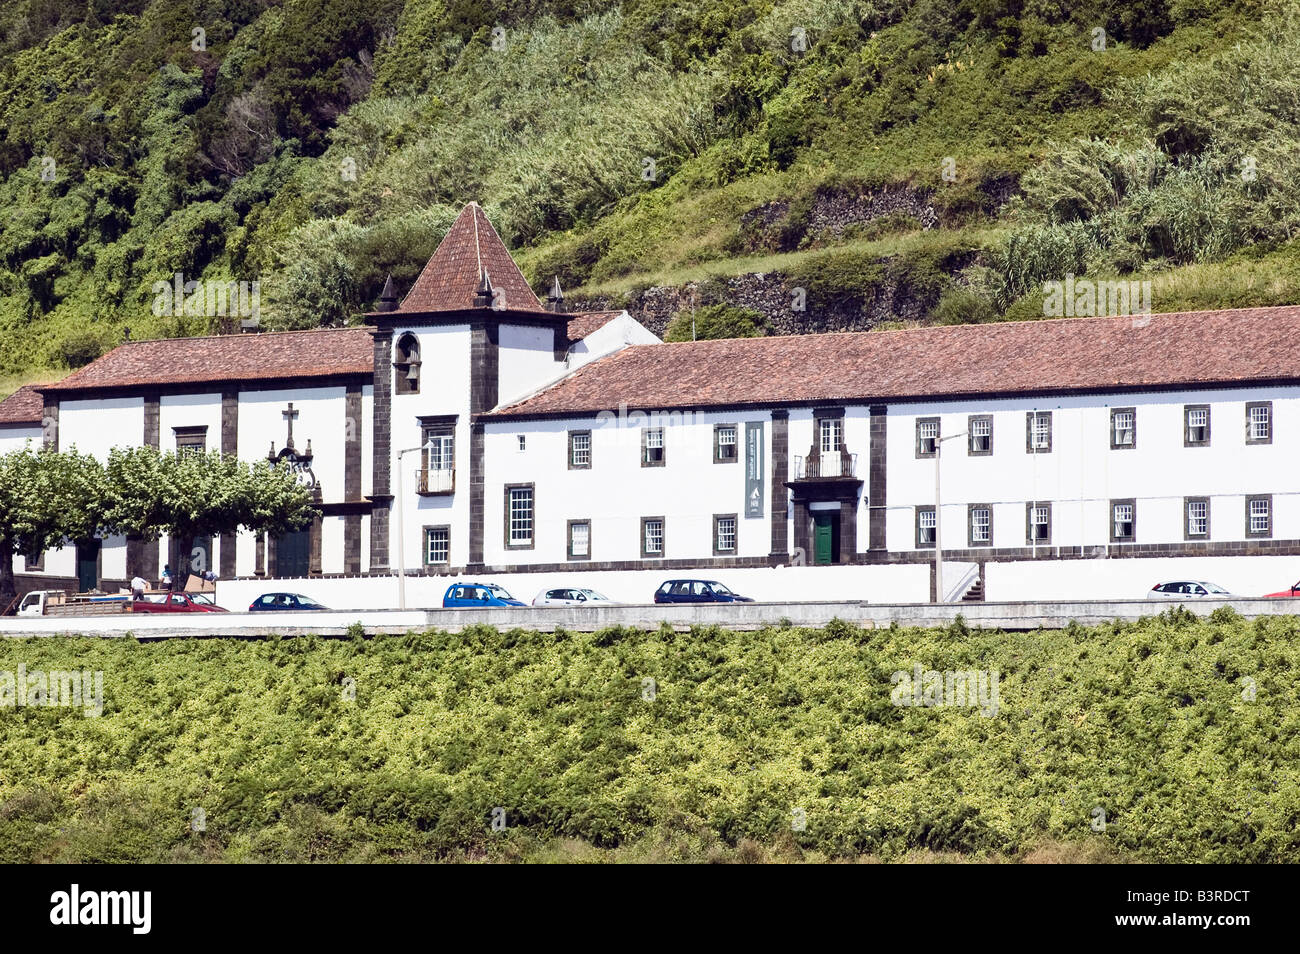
[1, 597, 1297, 639]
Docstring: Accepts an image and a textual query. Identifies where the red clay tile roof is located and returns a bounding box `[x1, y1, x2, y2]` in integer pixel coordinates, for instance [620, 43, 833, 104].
[39, 327, 375, 394]
[395, 203, 546, 314]
[489, 306, 1300, 417]
[565, 310, 623, 341]
[0, 384, 45, 425]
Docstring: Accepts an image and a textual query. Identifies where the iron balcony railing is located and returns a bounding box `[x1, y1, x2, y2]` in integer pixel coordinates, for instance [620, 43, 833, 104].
[792, 453, 858, 479]
[417, 467, 455, 495]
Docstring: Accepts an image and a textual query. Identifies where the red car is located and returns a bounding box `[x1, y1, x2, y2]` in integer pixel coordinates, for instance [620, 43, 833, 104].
[1263, 581, 1300, 598]
[132, 592, 228, 613]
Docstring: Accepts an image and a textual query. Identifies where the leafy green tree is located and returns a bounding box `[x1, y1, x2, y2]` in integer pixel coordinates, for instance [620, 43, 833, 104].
[0, 445, 105, 609]
[102, 447, 316, 584]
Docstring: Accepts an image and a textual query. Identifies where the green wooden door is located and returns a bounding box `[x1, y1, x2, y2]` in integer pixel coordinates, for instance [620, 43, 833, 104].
[76, 539, 100, 592]
[813, 513, 834, 565]
[276, 529, 310, 577]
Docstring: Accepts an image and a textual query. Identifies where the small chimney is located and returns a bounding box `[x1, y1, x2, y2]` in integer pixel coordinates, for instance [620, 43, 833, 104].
[377, 274, 398, 313]
[546, 275, 565, 314]
[474, 267, 494, 308]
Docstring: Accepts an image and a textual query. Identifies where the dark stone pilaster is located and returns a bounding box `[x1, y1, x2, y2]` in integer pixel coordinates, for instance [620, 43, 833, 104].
[41, 397, 58, 450]
[220, 390, 238, 579]
[344, 384, 363, 574]
[770, 410, 789, 561]
[792, 498, 810, 564]
[369, 331, 393, 574]
[841, 500, 857, 563]
[868, 404, 887, 551]
[467, 320, 499, 571]
[143, 392, 160, 448]
[468, 423, 486, 569]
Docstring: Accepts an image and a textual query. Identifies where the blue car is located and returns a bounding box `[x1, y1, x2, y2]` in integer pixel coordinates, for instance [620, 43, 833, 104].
[248, 592, 329, 612]
[654, 579, 754, 604]
[442, 582, 526, 608]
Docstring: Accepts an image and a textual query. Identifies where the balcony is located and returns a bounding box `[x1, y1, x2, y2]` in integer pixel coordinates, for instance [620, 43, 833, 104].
[792, 452, 858, 480]
[417, 467, 455, 496]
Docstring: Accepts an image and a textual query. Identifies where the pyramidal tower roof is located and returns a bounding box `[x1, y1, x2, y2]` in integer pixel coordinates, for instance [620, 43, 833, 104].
[395, 202, 546, 313]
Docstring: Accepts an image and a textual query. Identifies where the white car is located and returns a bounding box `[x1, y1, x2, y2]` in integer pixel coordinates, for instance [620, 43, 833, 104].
[1147, 581, 1238, 599]
[532, 587, 619, 607]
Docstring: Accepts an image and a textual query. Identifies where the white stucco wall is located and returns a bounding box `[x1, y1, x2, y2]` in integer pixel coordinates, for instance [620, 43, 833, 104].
[483, 408, 776, 566]
[0, 425, 41, 454]
[884, 385, 1300, 552]
[59, 396, 143, 460]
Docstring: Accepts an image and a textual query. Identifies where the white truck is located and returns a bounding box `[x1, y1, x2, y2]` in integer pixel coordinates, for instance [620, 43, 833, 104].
[17, 590, 134, 618]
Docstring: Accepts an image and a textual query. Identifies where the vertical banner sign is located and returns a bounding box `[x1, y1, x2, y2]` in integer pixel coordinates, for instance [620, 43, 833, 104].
[745, 421, 765, 518]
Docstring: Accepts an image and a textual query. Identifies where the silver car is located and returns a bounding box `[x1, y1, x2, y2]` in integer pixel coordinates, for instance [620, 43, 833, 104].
[532, 587, 619, 607]
[1147, 581, 1237, 599]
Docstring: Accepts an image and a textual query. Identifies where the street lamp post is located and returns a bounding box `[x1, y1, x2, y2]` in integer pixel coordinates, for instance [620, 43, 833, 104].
[394, 444, 426, 610]
[934, 431, 967, 604]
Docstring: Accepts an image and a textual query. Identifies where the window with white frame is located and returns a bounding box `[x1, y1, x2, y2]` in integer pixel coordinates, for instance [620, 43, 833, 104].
[1111, 408, 1135, 448]
[969, 505, 991, 545]
[1247, 496, 1272, 537]
[1247, 402, 1272, 444]
[916, 418, 939, 457]
[1185, 405, 1210, 445]
[1028, 503, 1050, 543]
[506, 485, 534, 548]
[819, 418, 843, 454]
[424, 526, 450, 566]
[968, 416, 992, 455]
[714, 514, 737, 554]
[642, 428, 665, 466]
[916, 508, 936, 547]
[642, 517, 664, 557]
[1186, 498, 1209, 538]
[715, 424, 738, 463]
[1028, 411, 1051, 453]
[1111, 500, 1135, 542]
[568, 520, 590, 559]
[568, 430, 591, 468]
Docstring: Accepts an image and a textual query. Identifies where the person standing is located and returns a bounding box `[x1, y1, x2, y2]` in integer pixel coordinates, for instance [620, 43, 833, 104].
[131, 574, 146, 601]
[161, 565, 173, 591]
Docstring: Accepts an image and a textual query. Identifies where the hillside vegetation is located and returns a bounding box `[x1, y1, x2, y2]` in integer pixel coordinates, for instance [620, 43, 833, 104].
[0, 610, 1295, 862]
[0, 0, 1293, 389]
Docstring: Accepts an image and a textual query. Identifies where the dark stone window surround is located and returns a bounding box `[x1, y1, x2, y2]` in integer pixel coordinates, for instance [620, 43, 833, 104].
[503, 482, 536, 551]
[967, 502, 993, 547]
[568, 429, 592, 469]
[567, 519, 592, 560]
[641, 427, 666, 467]
[641, 516, 666, 558]
[1245, 401, 1272, 445]
[915, 505, 936, 549]
[967, 414, 993, 456]
[422, 524, 451, 566]
[713, 423, 739, 464]
[915, 416, 939, 458]
[1025, 501, 1052, 546]
[1110, 406, 1137, 450]
[1110, 498, 1137, 543]
[1184, 495, 1210, 541]
[1246, 494, 1273, 539]
[1025, 410, 1052, 453]
[712, 513, 739, 555]
[1184, 403, 1211, 447]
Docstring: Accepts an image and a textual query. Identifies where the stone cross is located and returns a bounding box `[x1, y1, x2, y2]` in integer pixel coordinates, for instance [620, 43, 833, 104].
[283, 403, 298, 449]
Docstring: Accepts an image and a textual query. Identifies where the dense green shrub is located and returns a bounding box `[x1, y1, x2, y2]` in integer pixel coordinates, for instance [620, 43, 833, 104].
[0, 613, 1296, 862]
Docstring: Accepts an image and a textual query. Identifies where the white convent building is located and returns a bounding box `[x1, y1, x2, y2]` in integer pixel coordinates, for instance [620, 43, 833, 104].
[4, 202, 1299, 604]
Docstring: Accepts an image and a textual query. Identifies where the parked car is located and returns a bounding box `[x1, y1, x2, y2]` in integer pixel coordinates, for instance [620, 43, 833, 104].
[1262, 580, 1300, 598]
[532, 587, 618, 606]
[1147, 581, 1237, 599]
[654, 579, 754, 604]
[132, 592, 229, 613]
[442, 582, 526, 607]
[248, 592, 330, 612]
